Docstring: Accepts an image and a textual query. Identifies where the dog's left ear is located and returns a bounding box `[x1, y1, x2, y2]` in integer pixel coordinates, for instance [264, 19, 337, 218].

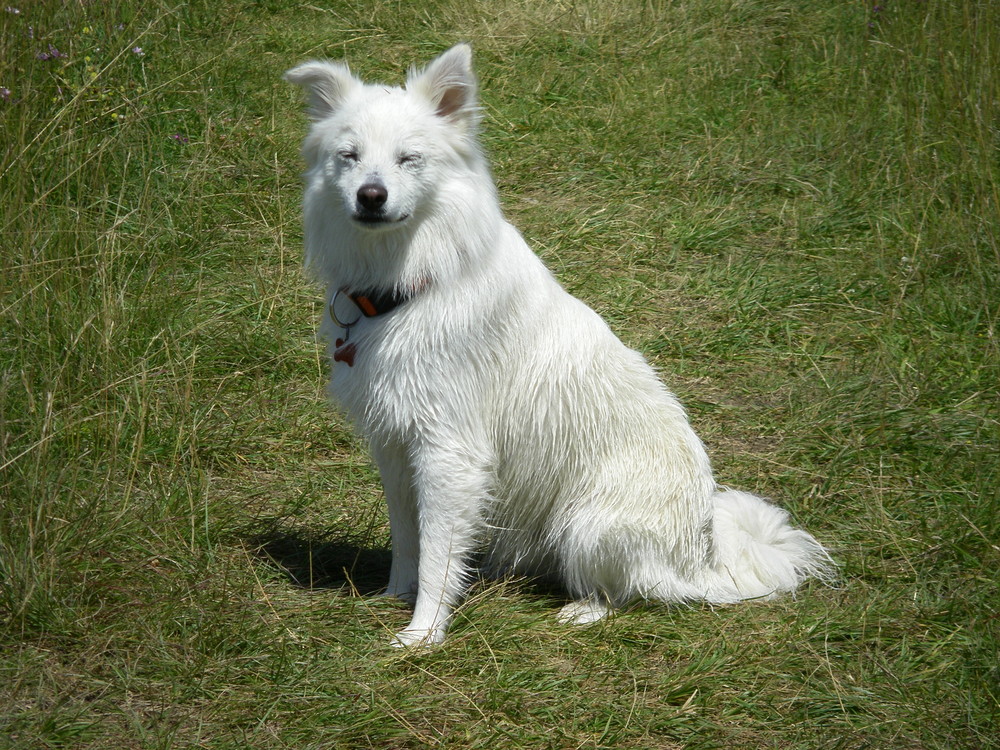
[407, 44, 479, 130]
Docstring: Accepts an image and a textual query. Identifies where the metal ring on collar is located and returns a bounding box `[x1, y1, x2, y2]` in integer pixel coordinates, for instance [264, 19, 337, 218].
[329, 287, 363, 329]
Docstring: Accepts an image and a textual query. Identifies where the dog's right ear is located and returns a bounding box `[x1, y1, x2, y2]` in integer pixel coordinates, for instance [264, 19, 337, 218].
[284, 61, 359, 120]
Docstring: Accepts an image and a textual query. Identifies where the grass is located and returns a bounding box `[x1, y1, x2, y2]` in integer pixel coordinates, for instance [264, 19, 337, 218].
[1, 0, 997, 747]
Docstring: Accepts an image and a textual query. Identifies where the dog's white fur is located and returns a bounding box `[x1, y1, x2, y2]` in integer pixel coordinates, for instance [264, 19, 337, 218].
[285, 45, 833, 646]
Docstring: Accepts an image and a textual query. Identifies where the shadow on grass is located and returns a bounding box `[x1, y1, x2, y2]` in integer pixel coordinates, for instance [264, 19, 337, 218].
[243, 524, 574, 612]
[246, 526, 392, 595]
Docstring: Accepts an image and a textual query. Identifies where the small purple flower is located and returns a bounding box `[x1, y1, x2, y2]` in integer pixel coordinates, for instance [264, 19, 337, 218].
[170, 134, 190, 144]
[132, 46, 144, 56]
[0, 87, 11, 101]
[36, 44, 66, 61]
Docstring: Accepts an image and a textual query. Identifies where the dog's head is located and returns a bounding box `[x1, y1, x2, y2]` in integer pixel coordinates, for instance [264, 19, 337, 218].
[285, 44, 481, 231]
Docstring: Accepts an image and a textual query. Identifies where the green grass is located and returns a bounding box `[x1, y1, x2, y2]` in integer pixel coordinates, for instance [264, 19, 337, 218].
[1, 0, 997, 746]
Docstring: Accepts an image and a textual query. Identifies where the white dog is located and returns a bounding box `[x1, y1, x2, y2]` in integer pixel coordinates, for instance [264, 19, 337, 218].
[285, 45, 833, 646]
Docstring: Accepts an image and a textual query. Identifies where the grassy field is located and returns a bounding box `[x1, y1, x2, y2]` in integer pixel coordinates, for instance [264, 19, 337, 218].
[1, 0, 997, 747]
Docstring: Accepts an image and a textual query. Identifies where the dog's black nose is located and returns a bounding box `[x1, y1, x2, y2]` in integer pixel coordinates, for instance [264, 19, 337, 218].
[357, 183, 388, 211]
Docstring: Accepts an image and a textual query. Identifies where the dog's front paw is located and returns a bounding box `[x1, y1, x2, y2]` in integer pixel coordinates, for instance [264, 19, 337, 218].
[390, 627, 445, 648]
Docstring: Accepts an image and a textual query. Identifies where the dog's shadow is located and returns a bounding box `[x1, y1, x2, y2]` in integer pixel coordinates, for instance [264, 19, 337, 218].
[244, 524, 570, 608]
[246, 525, 392, 595]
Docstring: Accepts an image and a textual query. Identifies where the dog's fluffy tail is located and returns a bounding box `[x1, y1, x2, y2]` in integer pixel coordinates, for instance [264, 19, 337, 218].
[701, 488, 835, 603]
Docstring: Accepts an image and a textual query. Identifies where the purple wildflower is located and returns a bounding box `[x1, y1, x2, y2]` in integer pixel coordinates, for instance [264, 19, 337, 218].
[170, 134, 190, 144]
[132, 46, 144, 56]
[1, 87, 11, 101]
[36, 44, 66, 61]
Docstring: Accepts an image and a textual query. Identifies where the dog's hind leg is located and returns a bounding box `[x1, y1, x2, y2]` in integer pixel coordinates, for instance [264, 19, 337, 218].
[557, 596, 612, 625]
[371, 441, 419, 604]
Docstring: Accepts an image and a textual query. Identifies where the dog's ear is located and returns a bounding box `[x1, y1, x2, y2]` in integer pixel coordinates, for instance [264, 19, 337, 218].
[407, 44, 479, 130]
[284, 61, 359, 120]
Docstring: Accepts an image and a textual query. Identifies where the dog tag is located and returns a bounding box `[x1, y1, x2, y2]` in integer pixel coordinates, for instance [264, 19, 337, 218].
[334, 339, 357, 367]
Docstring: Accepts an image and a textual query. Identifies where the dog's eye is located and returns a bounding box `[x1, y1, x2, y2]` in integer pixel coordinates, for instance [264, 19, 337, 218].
[398, 153, 422, 167]
[337, 149, 360, 163]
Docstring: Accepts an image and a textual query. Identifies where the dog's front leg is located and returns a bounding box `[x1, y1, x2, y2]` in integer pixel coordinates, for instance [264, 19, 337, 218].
[391, 447, 487, 647]
[371, 441, 419, 604]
